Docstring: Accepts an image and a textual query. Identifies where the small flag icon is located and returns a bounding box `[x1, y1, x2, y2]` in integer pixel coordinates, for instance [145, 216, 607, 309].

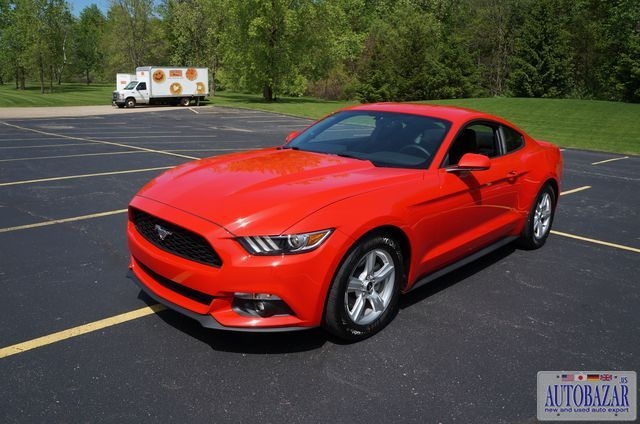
[600, 374, 613, 381]
[575, 374, 587, 382]
[587, 374, 600, 381]
[562, 374, 574, 381]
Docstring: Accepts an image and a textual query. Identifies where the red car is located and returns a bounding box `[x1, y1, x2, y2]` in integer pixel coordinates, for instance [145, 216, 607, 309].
[127, 103, 562, 340]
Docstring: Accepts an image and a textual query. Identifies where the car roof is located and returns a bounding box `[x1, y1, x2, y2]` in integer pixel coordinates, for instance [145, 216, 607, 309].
[344, 102, 499, 125]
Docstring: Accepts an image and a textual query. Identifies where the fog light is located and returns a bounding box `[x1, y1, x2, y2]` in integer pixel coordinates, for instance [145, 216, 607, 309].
[232, 292, 294, 318]
[234, 292, 280, 300]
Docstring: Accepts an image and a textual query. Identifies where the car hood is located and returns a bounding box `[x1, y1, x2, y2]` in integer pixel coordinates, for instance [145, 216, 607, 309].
[136, 148, 420, 235]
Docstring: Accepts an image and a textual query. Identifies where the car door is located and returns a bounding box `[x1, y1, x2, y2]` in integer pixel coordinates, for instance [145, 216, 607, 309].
[416, 121, 522, 274]
[135, 82, 149, 104]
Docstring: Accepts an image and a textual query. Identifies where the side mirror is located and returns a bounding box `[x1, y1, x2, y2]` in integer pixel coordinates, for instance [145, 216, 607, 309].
[447, 153, 491, 172]
[284, 130, 300, 143]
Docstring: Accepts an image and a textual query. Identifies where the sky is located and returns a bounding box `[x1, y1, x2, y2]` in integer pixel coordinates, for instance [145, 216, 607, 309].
[69, 0, 110, 16]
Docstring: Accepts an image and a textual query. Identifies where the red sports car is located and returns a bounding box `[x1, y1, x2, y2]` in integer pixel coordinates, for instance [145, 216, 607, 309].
[127, 103, 563, 340]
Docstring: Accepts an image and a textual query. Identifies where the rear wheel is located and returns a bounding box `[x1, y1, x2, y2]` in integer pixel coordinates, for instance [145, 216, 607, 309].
[125, 98, 136, 108]
[518, 184, 556, 250]
[180, 97, 191, 106]
[323, 234, 403, 341]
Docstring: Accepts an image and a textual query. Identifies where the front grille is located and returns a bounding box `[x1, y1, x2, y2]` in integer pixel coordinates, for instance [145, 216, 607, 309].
[130, 208, 222, 267]
[136, 258, 214, 305]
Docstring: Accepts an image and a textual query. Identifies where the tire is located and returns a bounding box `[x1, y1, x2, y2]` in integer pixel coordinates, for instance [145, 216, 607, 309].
[323, 234, 403, 341]
[125, 98, 136, 108]
[180, 97, 190, 106]
[518, 184, 556, 250]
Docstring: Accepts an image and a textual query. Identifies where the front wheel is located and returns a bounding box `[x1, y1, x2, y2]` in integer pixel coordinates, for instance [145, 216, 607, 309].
[323, 234, 403, 341]
[125, 98, 136, 108]
[518, 184, 556, 250]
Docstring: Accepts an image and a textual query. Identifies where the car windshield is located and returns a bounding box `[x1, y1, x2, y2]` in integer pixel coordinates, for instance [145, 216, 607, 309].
[286, 110, 451, 169]
[124, 81, 138, 90]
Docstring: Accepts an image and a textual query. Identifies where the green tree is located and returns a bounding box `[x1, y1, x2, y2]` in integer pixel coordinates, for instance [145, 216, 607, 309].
[354, 1, 478, 102]
[74, 4, 106, 84]
[606, 0, 640, 102]
[105, 0, 156, 69]
[161, 0, 226, 94]
[223, 0, 322, 101]
[467, 0, 522, 96]
[508, 0, 574, 98]
[42, 0, 74, 88]
[0, 0, 11, 84]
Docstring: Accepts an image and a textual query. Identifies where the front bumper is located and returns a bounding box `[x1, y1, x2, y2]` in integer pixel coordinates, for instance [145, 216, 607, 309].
[127, 269, 306, 332]
[127, 196, 345, 331]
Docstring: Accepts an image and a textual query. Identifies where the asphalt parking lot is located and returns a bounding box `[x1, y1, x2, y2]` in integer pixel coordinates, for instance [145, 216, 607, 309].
[1, 106, 638, 423]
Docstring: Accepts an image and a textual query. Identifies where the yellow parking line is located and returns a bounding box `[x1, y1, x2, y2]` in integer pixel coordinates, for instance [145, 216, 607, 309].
[591, 156, 629, 165]
[2, 122, 199, 160]
[0, 305, 166, 359]
[0, 209, 128, 233]
[560, 186, 591, 196]
[0, 166, 172, 187]
[551, 230, 640, 254]
[0, 151, 143, 163]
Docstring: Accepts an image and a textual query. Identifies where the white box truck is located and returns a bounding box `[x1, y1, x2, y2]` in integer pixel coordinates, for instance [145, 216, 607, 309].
[112, 66, 209, 108]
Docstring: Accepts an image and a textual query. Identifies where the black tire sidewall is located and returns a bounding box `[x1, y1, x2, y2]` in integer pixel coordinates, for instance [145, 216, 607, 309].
[323, 234, 403, 341]
[519, 184, 556, 250]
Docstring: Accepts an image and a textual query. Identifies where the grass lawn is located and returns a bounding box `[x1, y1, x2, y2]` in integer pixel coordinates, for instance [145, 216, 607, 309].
[0, 83, 114, 107]
[1, 83, 637, 155]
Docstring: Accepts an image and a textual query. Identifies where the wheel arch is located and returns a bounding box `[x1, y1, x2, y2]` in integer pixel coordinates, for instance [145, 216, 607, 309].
[320, 224, 410, 340]
[325, 224, 412, 303]
[544, 177, 560, 206]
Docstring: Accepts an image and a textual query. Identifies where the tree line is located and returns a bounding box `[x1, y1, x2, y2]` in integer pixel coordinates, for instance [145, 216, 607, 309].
[1, 0, 639, 102]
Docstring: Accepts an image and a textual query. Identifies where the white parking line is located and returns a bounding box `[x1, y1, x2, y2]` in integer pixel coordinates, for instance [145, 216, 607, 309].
[0, 166, 173, 187]
[0, 209, 128, 233]
[591, 156, 629, 165]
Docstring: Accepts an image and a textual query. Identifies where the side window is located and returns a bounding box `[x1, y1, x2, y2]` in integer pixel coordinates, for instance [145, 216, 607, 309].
[445, 123, 499, 166]
[137, 82, 147, 90]
[502, 125, 524, 153]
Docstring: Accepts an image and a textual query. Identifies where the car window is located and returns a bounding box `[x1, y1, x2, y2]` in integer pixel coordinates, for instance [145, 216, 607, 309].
[444, 122, 499, 166]
[502, 125, 524, 153]
[137, 82, 147, 90]
[311, 114, 377, 143]
[288, 111, 451, 169]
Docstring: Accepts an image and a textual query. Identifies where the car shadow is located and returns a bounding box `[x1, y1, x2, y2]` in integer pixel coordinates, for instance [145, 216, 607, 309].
[135, 243, 517, 353]
[399, 243, 516, 310]
[137, 291, 329, 354]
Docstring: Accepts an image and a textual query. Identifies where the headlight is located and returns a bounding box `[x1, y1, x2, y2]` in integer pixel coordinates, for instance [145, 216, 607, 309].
[238, 229, 333, 255]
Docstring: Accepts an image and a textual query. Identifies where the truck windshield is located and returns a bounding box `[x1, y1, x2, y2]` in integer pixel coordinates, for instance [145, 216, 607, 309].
[124, 81, 138, 90]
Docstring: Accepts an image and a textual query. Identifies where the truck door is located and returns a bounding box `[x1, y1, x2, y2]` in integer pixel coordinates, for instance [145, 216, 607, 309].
[135, 82, 149, 104]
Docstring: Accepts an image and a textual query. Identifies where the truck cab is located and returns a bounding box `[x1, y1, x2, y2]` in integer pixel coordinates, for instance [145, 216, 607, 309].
[113, 81, 150, 108]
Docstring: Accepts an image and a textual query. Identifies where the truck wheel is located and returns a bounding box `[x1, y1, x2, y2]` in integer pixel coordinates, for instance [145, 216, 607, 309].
[125, 98, 136, 108]
[180, 97, 190, 106]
